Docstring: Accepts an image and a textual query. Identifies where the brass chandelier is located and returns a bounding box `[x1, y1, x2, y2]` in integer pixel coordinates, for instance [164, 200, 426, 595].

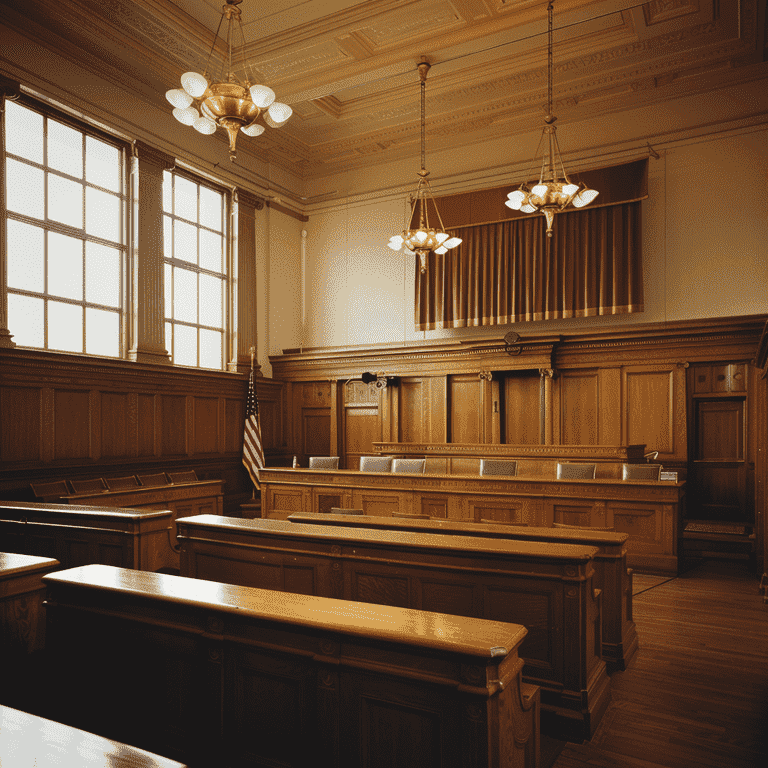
[505, 1, 598, 235]
[387, 61, 461, 273]
[165, 0, 292, 162]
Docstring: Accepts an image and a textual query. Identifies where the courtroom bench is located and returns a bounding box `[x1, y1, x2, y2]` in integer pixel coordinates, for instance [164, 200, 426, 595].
[0, 501, 176, 572]
[257, 466, 686, 575]
[0, 705, 187, 768]
[44, 564, 540, 768]
[177, 514, 608, 741]
[288, 512, 637, 671]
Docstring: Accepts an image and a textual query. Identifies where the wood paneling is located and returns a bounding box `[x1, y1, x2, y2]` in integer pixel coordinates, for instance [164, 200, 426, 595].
[504, 373, 540, 444]
[193, 397, 219, 454]
[0, 387, 41, 462]
[449, 374, 481, 443]
[559, 371, 599, 445]
[100, 392, 128, 458]
[137, 393, 156, 457]
[53, 390, 90, 460]
[624, 366, 680, 458]
[399, 379, 424, 443]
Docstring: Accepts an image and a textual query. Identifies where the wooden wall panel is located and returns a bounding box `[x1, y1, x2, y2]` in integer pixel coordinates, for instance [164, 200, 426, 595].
[449, 374, 481, 443]
[101, 392, 128, 458]
[161, 396, 187, 455]
[194, 397, 219, 454]
[624, 367, 681, 458]
[303, 412, 331, 457]
[559, 371, 599, 445]
[345, 408, 378, 470]
[399, 379, 424, 443]
[504, 373, 539, 444]
[225, 398, 243, 453]
[0, 387, 41, 462]
[137, 394, 156, 457]
[54, 390, 90, 460]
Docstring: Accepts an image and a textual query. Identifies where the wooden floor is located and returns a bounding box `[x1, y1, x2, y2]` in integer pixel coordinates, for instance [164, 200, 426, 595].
[551, 559, 768, 768]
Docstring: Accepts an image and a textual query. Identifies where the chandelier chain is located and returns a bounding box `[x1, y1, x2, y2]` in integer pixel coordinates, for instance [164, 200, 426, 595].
[547, 0, 553, 117]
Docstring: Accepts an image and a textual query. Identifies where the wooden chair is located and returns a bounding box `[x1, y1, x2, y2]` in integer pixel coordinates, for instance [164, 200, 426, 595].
[104, 476, 140, 491]
[391, 458, 426, 474]
[622, 463, 662, 481]
[359, 456, 393, 472]
[69, 478, 107, 494]
[138, 473, 170, 487]
[30, 480, 71, 501]
[168, 470, 198, 483]
[556, 462, 596, 480]
[393, 512, 431, 519]
[309, 456, 340, 470]
[330, 507, 365, 515]
[479, 459, 518, 477]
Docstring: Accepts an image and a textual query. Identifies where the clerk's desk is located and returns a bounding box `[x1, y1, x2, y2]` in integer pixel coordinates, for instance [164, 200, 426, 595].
[258, 467, 686, 574]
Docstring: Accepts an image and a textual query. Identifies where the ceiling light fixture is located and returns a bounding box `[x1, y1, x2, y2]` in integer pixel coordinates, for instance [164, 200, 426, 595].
[387, 61, 461, 273]
[165, 0, 292, 162]
[505, 1, 598, 235]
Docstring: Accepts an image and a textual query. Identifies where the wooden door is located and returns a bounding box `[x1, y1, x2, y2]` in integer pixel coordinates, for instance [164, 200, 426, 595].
[690, 398, 749, 522]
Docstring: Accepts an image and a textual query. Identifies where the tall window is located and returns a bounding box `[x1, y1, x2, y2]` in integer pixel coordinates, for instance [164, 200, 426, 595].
[4, 99, 126, 357]
[163, 170, 228, 369]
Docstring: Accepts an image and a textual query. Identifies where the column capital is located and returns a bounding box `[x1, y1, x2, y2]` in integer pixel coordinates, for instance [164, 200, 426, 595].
[539, 368, 555, 378]
[132, 141, 175, 171]
[0, 76, 21, 109]
[235, 188, 265, 211]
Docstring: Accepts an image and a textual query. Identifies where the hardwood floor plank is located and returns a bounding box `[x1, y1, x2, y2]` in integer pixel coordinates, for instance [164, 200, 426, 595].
[551, 560, 768, 768]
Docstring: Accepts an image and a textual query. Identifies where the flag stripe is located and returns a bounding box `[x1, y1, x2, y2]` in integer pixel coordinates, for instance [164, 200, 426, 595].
[243, 366, 265, 490]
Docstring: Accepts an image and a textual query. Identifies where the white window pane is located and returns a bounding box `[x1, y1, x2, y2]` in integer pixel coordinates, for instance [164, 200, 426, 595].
[7, 159, 45, 219]
[86, 308, 119, 357]
[7, 220, 44, 292]
[49, 174, 83, 229]
[48, 119, 83, 179]
[165, 321, 172, 357]
[174, 220, 197, 263]
[86, 242, 121, 307]
[48, 232, 83, 301]
[173, 323, 197, 367]
[199, 186, 222, 232]
[164, 263, 172, 320]
[48, 301, 83, 353]
[163, 215, 172, 260]
[200, 328, 222, 369]
[199, 229, 223, 273]
[5, 101, 43, 163]
[86, 187, 121, 242]
[173, 267, 197, 323]
[163, 171, 172, 213]
[8, 294, 44, 348]
[86, 136, 120, 192]
[174, 176, 198, 222]
[199, 274, 222, 328]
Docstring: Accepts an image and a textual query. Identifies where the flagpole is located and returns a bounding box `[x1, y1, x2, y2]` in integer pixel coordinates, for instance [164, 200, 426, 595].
[249, 346, 256, 501]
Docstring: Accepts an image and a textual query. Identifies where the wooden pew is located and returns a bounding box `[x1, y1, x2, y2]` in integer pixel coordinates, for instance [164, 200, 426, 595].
[288, 512, 637, 671]
[0, 501, 176, 572]
[0, 705, 186, 768]
[44, 564, 540, 768]
[176, 515, 609, 740]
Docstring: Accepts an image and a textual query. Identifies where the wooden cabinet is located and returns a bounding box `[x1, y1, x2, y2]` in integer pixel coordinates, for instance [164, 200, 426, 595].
[693, 363, 747, 394]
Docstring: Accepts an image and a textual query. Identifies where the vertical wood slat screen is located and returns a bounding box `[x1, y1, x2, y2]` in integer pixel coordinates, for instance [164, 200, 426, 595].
[416, 201, 643, 331]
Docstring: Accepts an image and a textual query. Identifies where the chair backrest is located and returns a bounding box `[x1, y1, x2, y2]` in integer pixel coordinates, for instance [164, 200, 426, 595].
[553, 522, 615, 532]
[359, 456, 393, 473]
[391, 458, 426, 474]
[168, 470, 198, 484]
[30, 480, 71, 501]
[393, 512, 431, 519]
[309, 456, 340, 470]
[330, 507, 364, 515]
[104, 475, 140, 491]
[622, 463, 662, 481]
[69, 478, 107, 494]
[556, 462, 596, 480]
[479, 459, 518, 477]
[138, 472, 169, 487]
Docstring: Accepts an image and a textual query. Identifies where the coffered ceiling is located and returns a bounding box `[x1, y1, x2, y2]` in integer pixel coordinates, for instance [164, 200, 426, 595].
[3, 0, 766, 180]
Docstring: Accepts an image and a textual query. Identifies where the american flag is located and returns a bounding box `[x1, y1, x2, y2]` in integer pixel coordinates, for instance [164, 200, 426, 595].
[242, 361, 265, 490]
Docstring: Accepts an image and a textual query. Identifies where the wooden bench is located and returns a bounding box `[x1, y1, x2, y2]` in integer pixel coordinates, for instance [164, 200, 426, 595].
[0, 501, 176, 572]
[289, 512, 637, 671]
[176, 515, 609, 740]
[0, 705, 186, 768]
[44, 564, 540, 768]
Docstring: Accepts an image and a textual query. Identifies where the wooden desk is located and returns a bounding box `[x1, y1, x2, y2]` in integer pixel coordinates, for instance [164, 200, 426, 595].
[177, 515, 607, 740]
[289, 512, 637, 671]
[0, 502, 176, 572]
[44, 564, 540, 768]
[0, 552, 60, 656]
[259, 467, 685, 574]
[0, 705, 187, 768]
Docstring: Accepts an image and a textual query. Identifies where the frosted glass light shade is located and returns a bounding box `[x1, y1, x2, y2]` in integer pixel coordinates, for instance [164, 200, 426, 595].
[435, 232, 449, 244]
[249, 85, 276, 108]
[193, 117, 217, 134]
[562, 183, 579, 196]
[388, 235, 404, 251]
[506, 190, 525, 209]
[434, 245, 448, 254]
[520, 202, 537, 213]
[444, 237, 462, 249]
[166, 89, 193, 109]
[241, 123, 265, 137]
[267, 102, 292, 123]
[173, 106, 199, 126]
[572, 188, 599, 207]
[531, 183, 548, 198]
[181, 72, 208, 98]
